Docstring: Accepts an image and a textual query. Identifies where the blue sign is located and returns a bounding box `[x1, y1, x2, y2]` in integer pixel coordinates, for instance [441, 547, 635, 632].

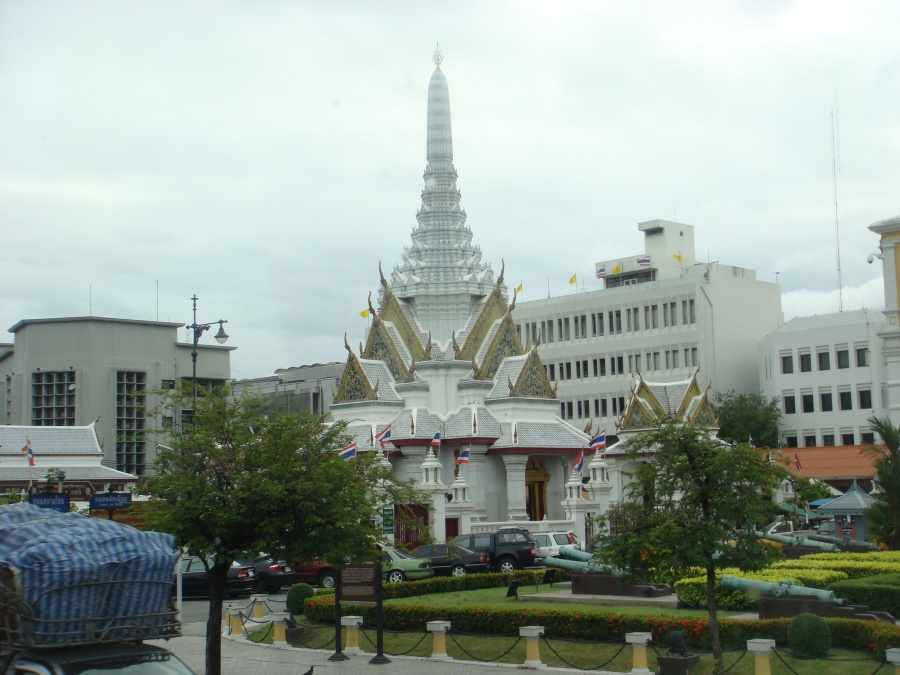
[90, 492, 132, 510]
[29, 493, 70, 513]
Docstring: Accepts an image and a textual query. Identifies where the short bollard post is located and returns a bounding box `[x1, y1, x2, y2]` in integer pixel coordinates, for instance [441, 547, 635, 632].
[269, 612, 289, 643]
[250, 594, 267, 619]
[227, 609, 242, 634]
[341, 615, 364, 655]
[519, 626, 544, 668]
[626, 632, 653, 674]
[747, 639, 776, 675]
[887, 648, 900, 675]
[427, 621, 451, 660]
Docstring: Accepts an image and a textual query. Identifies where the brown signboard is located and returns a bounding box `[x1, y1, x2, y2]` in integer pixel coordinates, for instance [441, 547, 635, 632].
[339, 563, 377, 603]
[63, 482, 95, 501]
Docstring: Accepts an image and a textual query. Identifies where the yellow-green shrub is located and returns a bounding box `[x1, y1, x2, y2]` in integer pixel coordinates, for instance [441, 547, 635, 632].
[673, 568, 848, 610]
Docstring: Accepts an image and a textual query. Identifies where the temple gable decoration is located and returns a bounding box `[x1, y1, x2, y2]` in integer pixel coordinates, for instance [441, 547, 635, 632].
[508, 346, 556, 399]
[618, 370, 718, 432]
[372, 266, 430, 364]
[333, 336, 377, 403]
[455, 262, 516, 363]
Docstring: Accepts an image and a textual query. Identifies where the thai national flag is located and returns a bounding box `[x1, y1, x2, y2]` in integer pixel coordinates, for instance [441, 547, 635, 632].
[431, 432, 441, 448]
[339, 442, 356, 461]
[573, 450, 584, 475]
[22, 437, 35, 467]
[596, 266, 606, 279]
[456, 447, 470, 465]
[637, 255, 651, 267]
[794, 450, 803, 472]
[589, 430, 606, 450]
[749, 436, 756, 448]
[375, 425, 391, 448]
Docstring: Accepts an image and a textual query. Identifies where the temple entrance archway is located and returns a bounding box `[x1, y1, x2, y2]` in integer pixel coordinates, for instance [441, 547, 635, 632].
[525, 456, 550, 521]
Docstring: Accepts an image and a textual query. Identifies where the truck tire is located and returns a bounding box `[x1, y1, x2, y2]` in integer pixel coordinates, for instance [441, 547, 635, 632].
[319, 571, 337, 589]
[497, 558, 518, 573]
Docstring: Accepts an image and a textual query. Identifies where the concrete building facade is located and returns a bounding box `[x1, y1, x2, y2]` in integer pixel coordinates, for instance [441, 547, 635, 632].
[0, 316, 233, 475]
[512, 220, 784, 440]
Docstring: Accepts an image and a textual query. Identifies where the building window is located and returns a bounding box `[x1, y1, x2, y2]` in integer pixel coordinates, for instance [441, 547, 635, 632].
[653, 352, 660, 370]
[856, 347, 869, 367]
[804, 435, 816, 447]
[689, 298, 696, 323]
[822, 434, 835, 446]
[613, 310, 622, 334]
[548, 364, 556, 380]
[839, 391, 852, 410]
[842, 432, 855, 445]
[672, 350, 679, 368]
[594, 399, 600, 416]
[577, 400, 583, 418]
[576, 361, 582, 378]
[116, 370, 147, 475]
[820, 392, 833, 412]
[785, 436, 798, 448]
[651, 305, 659, 329]
[670, 302, 677, 327]
[817, 351, 830, 371]
[601, 398, 608, 416]
[615, 356, 624, 373]
[799, 353, 812, 372]
[836, 349, 849, 369]
[565, 362, 572, 380]
[783, 395, 796, 414]
[682, 300, 689, 325]
[596, 313, 604, 336]
[859, 389, 872, 409]
[781, 354, 793, 374]
[566, 401, 573, 420]
[632, 307, 640, 331]
[861, 432, 875, 444]
[591, 314, 597, 337]
[31, 370, 76, 426]
[801, 393, 814, 413]
[691, 347, 698, 366]
[598, 359, 607, 376]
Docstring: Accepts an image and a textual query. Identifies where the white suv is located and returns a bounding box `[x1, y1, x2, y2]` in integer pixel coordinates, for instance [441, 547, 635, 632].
[533, 531, 579, 558]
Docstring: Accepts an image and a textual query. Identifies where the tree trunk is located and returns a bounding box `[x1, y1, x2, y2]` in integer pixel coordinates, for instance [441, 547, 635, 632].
[705, 562, 724, 674]
[205, 562, 229, 675]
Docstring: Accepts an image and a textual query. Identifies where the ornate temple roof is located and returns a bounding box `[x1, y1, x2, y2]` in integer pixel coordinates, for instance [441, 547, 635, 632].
[617, 369, 718, 433]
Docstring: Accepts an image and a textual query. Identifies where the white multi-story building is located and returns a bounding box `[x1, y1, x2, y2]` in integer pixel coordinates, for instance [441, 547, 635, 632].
[512, 220, 784, 439]
[0, 315, 233, 476]
[758, 310, 882, 448]
[232, 361, 343, 418]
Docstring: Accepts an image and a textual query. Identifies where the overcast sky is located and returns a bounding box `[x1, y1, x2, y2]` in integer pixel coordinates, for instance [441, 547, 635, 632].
[2, 1, 897, 380]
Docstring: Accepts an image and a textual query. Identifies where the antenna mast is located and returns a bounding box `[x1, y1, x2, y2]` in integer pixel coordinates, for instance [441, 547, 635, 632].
[830, 109, 842, 312]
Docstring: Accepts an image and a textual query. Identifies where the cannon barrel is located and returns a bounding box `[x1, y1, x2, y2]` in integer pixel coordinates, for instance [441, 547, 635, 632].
[542, 555, 616, 574]
[808, 533, 880, 551]
[758, 532, 839, 551]
[720, 575, 841, 605]
[557, 547, 596, 563]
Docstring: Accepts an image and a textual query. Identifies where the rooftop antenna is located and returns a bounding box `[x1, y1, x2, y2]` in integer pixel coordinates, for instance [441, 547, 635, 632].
[830, 90, 843, 312]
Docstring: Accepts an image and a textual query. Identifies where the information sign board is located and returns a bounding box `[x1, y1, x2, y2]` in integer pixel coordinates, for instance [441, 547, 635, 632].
[340, 563, 377, 603]
[381, 506, 394, 535]
[29, 493, 70, 513]
[90, 492, 132, 510]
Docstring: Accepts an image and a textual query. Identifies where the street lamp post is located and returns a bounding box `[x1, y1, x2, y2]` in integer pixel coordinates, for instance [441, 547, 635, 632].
[187, 294, 228, 402]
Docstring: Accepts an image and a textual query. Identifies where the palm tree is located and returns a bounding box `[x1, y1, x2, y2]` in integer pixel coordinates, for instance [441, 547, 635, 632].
[864, 416, 900, 550]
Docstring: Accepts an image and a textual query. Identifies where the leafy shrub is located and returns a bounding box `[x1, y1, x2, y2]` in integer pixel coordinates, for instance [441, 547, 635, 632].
[771, 556, 900, 580]
[673, 568, 847, 610]
[829, 573, 900, 617]
[286, 583, 315, 615]
[788, 613, 831, 658]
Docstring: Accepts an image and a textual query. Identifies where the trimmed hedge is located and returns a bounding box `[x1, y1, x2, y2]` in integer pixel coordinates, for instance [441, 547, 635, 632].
[829, 573, 900, 617]
[674, 567, 849, 610]
[304, 594, 900, 657]
[771, 553, 900, 581]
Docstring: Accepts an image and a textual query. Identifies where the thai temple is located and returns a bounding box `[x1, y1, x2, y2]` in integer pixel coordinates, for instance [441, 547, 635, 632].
[329, 48, 716, 546]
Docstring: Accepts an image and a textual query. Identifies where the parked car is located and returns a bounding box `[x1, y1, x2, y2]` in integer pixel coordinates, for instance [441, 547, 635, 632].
[2, 643, 196, 675]
[410, 543, 489, 577]
[178, 556, 256, 598]
[449, 527, 538, 572]
[292, 558, 338, 589]
[381, 547, 434, 583]
[235, 555, 294, 593]
[532, 531, 579, 559]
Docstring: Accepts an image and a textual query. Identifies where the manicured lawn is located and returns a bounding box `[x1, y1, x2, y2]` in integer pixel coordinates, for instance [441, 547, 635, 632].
[386, 582, 744, 618]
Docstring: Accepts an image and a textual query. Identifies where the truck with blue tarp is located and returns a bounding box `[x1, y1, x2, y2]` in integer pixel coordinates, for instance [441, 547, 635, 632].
[0, 503, 194, 674]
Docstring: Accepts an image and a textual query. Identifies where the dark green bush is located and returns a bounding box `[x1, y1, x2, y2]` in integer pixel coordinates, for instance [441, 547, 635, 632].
[788, 612, 831, 658]
[829, 573, 900, 617]
[286, 583, 315, 615]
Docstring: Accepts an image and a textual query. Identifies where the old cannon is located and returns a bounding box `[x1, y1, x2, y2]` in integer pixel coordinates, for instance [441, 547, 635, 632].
[720, 575, 894, 622]
[543, 548, 671, 597]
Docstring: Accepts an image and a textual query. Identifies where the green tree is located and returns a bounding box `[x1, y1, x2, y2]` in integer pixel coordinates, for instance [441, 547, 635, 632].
[594, 420, 787, 674]
[140, 385, 425, 675]
[714, 390, 781, 448]
[863, 416, 900, 549]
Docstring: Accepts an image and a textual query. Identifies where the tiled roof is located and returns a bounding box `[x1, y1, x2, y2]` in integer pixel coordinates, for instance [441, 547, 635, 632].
[384, 324, 414, 366]
[443, 405, 502, 439]
[474, 320, 501, 366]
[783, 446, 877, 481]
[817, 480, 875, 515]
[0, 425, 102, 456]
[358, 360, 402, 402]
[646, 380, 690, 415]
[486, 355, 528, 399]
[0, 466, 136, 482]
[491, 419, 588, 449]
[389, 408, 443, 442]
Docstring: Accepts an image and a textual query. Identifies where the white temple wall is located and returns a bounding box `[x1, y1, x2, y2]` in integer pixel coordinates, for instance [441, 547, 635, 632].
[481, 455, 508, 521]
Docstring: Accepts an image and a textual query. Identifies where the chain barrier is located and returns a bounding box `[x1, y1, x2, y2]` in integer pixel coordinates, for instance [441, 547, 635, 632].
[770, 648, 809, 675]
[771, 646, 886, 675]
[721, 648, 747, 673]
[446, 631, 522, 663]
[358, 627, 430, 656]
[539, 634, 628, 670]
[287, 626, 335, 650]
[244, 622, 274, 644]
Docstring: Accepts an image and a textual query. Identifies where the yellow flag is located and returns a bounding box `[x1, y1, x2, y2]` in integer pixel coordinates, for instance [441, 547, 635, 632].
[515, 283, 523, 293]
[612, 264, 622, 275]
[568, 273, 577, 285]
[673, 253, 683, 263]
[359, 309, 370, 318]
